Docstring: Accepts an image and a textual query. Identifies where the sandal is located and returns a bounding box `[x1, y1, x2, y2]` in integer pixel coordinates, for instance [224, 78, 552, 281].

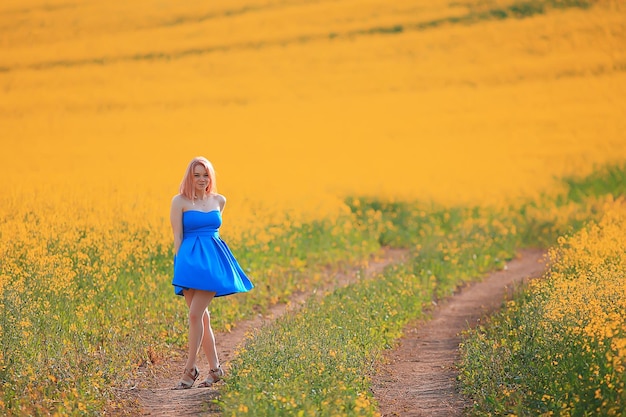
[197, 366, 224, 388]
[171, 366, 199, 390]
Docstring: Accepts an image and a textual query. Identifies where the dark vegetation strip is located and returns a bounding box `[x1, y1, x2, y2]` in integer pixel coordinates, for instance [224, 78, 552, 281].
[2, 0, 593, 73]
[0, 1, 77, 16]
[343, 0, 591, 37]
[160, 0, 319, 28]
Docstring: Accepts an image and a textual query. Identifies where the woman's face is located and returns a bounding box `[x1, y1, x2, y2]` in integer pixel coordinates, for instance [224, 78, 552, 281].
[193, 164, 210, 195]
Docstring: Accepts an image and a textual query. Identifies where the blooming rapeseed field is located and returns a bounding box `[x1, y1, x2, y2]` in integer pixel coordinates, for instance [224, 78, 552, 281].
[459, 198, 626, 416]
[1, 0, 625, 414]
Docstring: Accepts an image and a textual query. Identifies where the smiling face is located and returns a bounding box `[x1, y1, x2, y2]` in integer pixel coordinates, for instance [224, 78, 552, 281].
[193, 164, 210, 197]
[179, 157, 217, 200]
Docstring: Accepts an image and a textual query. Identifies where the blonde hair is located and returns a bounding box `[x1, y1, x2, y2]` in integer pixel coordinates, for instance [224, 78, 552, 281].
[179, 156, 217, 200]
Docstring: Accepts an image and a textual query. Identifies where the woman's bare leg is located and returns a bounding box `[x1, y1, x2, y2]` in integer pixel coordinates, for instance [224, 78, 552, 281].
[183, 289, 216, 371]
[183, 290, 202, 356]
[200, 310, 220, 370]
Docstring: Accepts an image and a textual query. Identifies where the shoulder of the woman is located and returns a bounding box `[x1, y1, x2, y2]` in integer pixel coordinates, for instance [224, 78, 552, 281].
[215, 193, 226, 203]
[171, 194, 187, 206]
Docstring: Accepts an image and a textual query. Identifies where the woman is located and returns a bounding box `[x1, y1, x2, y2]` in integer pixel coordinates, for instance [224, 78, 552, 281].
[170, 156, 253, 390]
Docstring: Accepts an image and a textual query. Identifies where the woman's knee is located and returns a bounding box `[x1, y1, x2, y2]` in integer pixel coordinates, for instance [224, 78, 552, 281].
[188, 309, 205, 323]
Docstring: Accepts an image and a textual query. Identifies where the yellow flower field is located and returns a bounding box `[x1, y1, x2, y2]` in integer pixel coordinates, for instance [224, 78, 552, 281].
[1, 0, 625, 219]
[1, 0, 625, 414]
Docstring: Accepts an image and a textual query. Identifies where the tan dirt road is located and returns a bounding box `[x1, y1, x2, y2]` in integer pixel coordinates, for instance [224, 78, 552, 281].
[372, 248, 547, 416]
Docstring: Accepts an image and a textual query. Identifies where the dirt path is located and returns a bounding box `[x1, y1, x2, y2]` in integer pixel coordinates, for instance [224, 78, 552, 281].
[133, 248, 546, 416]
[133, 247, 409, 416]
[371, 248, 547, 417]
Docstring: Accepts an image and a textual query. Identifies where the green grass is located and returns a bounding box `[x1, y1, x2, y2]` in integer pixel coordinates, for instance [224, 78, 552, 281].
[562, 163, 626, 204]
[221, 205, 519, 416]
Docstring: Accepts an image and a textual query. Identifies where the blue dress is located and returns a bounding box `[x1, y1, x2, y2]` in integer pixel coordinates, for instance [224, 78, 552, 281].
[172, 210, 253, 297]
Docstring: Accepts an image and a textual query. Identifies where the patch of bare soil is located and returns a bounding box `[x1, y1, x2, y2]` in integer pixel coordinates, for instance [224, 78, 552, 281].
[132, 247, 409, 416]
[371, 248, 547, 417]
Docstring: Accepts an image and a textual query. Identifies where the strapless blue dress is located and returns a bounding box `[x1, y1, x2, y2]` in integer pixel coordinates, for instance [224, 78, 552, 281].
[172, 210, 253, 297]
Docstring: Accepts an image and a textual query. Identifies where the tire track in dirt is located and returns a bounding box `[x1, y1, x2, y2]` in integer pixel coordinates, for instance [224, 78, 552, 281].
[372, 248, 547, 417]
[133, 247, 409, 416]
